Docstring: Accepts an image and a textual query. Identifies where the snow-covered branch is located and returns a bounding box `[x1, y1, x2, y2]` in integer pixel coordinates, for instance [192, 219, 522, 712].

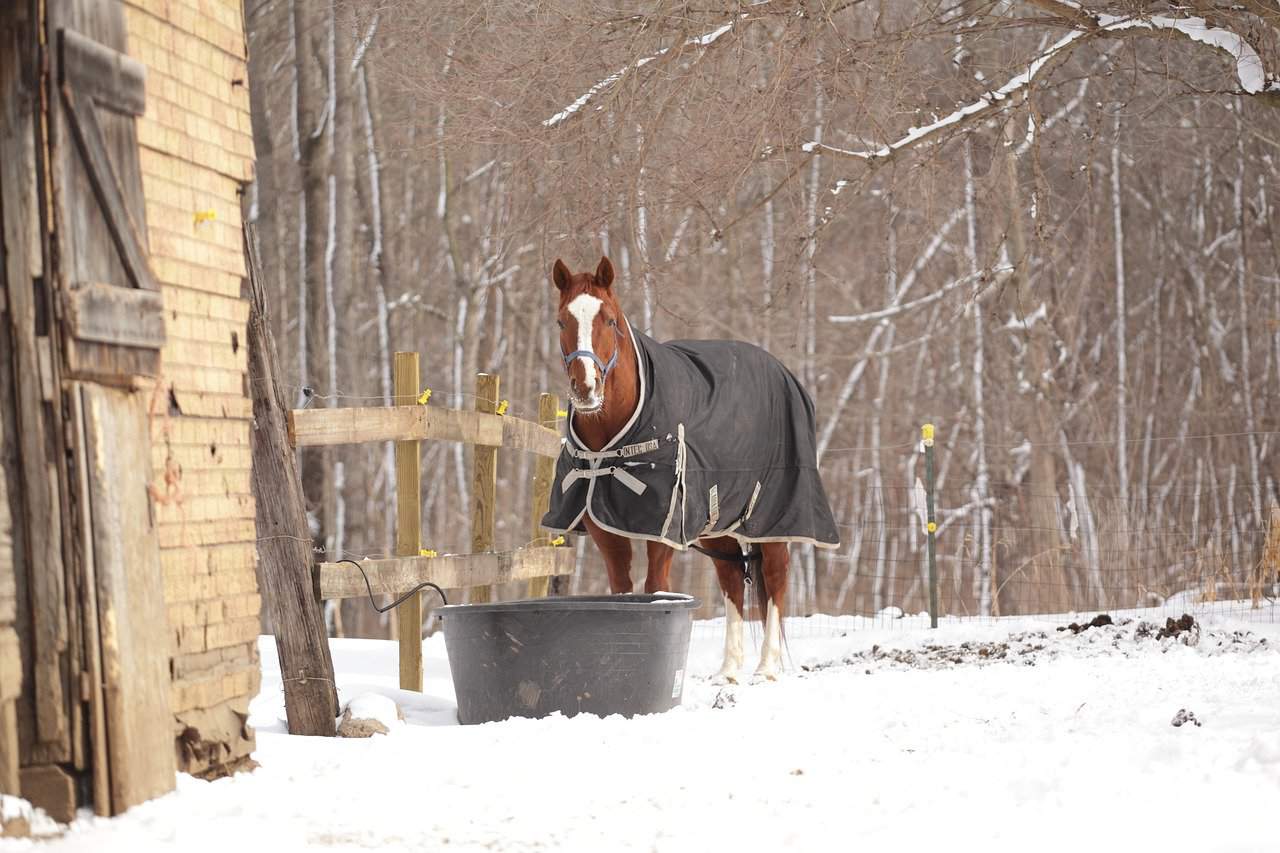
[828, 266, 1009, 325]
[807, 7, 1276, 166]
[803, 29, 1087, 163]
[351, 14, 379, 72]
[1092, 11, 1274, 95]
[1028, 2, 1276, 93]
[543, 16, 745, 128]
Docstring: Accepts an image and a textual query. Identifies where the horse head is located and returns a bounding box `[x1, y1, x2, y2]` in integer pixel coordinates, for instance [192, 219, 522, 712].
[551, 256, 626, 416]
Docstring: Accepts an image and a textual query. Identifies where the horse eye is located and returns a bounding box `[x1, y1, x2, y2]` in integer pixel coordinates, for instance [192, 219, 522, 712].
[607, 318, 618, 327]
[557, 320, 565, 330]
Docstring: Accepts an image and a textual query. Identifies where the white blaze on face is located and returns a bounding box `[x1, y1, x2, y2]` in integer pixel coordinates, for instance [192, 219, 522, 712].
[567, 293, 604, 397]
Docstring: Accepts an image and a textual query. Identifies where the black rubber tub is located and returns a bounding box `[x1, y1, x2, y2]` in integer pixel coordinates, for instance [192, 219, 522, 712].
[438, 593, 699, 724]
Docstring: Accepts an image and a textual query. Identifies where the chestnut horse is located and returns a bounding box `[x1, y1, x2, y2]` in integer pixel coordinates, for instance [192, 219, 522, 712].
[549, 256, 799, 681]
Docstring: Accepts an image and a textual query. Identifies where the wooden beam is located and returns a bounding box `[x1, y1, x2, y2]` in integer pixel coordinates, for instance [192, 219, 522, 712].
[469, 373, 499, 604]
[246, 226, 338, 737]
[500, 413, 563, 457]
[288, 404, 561, 458]
[0, 695, 17, 797]
[526, 393, 559, 598]
[19, 765, 75, 824]
[59, 28, 146, 117]
[393, 353, 423, 692]
[63, 282, 164, 349]
[318, 547, 575, 601]
[0, 21, 69, 760]
[67, 387, 109, 814]
[0, 628, 19, 797]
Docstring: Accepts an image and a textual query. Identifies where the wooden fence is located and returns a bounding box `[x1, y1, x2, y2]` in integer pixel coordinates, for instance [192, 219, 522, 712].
[289, 351, 571, 691]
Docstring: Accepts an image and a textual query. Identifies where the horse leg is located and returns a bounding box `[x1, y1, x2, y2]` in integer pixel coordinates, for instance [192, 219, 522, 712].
[702, 536, 746, 684]
[585, 516, 634, 593]
[643, 541, 675, 593]
[754, 542, 789, 680]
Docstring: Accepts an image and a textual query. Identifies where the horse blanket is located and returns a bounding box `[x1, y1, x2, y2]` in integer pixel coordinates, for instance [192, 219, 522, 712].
[542, 323, 840, 551]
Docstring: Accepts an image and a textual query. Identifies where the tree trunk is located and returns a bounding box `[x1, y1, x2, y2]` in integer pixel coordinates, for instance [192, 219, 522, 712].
[292, 0, 331, 562]
[1110, 113, 1131, 537]
[1000, 116, 1066, 602]
[963, 139, 994, 616]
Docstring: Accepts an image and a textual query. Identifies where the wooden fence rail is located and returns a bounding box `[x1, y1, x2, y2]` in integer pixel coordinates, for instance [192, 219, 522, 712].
[292, 352, 569, 692]
[288, 403, 561, 457]
[317, 547, 575, 600]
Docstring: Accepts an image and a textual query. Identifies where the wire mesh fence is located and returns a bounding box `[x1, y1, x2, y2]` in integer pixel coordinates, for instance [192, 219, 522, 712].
[551, 453, 1280, 637]
[311, 390, 1280, 641]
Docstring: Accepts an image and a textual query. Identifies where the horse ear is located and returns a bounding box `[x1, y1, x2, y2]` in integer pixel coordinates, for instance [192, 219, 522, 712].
[595, 256, 615, 289]
[552, 259, 571, 291]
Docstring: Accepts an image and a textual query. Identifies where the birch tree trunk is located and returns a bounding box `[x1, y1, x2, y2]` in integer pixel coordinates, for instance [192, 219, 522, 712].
[357, 60, 397, 557]
[1110, 114, 1131, 537]
[964, 139, 994, 616]
[803, 81, 825, 394]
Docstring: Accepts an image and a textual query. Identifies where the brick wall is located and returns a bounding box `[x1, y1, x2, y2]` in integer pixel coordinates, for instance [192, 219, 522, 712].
[124, 0, 261, 778]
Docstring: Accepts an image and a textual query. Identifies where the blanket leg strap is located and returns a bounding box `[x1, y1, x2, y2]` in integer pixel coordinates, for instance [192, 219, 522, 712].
[690, 542, 762, 583]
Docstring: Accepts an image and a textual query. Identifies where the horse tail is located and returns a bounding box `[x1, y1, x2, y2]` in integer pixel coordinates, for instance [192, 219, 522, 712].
[748, 551, 767, 624]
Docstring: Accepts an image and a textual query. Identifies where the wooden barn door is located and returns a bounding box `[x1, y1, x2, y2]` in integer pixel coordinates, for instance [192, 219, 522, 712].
[0, 0, 174, 818]
[48, 0, 176, 816]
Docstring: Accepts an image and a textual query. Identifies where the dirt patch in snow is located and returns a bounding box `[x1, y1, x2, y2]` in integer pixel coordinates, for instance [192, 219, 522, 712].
[1156, 614, 1198, 641]
[804, 614, 1270, 674]
[1058, 614, 1114, 634]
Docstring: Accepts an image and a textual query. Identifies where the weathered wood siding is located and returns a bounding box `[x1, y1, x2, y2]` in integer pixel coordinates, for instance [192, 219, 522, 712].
[123, 0, 260, 777]
[0, 405, 20, 795]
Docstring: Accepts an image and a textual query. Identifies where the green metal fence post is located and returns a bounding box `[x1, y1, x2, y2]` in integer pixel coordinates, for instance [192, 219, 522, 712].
[923, 423, 938, 629]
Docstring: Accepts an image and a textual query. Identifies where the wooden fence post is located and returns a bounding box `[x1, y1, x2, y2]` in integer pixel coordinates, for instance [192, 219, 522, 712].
[393, 352, 423, 691]
[246, 228, 338, 735]
[527, 393, 559, 598]
[470, 373, 499, 603]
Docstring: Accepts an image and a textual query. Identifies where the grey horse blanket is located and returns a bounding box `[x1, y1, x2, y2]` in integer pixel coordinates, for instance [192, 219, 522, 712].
[542, 324, 840, 550]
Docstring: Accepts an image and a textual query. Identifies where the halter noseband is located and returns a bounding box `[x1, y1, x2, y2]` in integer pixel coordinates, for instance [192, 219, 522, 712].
[562, 321, 623, 383]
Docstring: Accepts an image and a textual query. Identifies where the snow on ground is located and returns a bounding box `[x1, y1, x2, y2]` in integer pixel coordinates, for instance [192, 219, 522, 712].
[7, 604, 1280, 852]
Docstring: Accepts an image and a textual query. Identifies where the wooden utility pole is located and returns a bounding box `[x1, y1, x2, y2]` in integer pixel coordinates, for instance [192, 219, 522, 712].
[246, 228, 338, 736]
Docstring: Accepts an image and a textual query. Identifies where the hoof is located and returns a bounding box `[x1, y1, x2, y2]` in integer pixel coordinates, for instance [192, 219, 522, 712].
[751, 667, 780, 683]
[711, 669, 741, 686]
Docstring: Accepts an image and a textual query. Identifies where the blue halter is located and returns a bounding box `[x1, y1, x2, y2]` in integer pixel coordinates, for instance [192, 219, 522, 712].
[562, 321, 622, 382]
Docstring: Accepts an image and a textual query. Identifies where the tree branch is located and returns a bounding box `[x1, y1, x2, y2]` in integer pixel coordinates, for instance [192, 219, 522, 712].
[803, 28, 1090, 163]
[542, 13, 748, 128]
[828, 266, 1010, 325]
[809, 5, 1277, 168]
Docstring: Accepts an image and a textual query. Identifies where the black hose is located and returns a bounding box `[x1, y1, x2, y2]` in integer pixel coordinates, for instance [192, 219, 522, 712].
[337, 559, 449, 612]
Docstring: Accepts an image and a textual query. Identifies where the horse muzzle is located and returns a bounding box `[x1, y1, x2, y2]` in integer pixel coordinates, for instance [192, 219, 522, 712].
[569, 389, 603, 414]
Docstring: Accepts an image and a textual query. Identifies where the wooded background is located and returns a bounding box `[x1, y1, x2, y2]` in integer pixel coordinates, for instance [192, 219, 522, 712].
[242, 1, 1280, 636]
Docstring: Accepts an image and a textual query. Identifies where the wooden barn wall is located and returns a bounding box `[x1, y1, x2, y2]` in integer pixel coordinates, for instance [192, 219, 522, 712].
[123, 0, 260, 777]
[1, 401, 20, 794]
